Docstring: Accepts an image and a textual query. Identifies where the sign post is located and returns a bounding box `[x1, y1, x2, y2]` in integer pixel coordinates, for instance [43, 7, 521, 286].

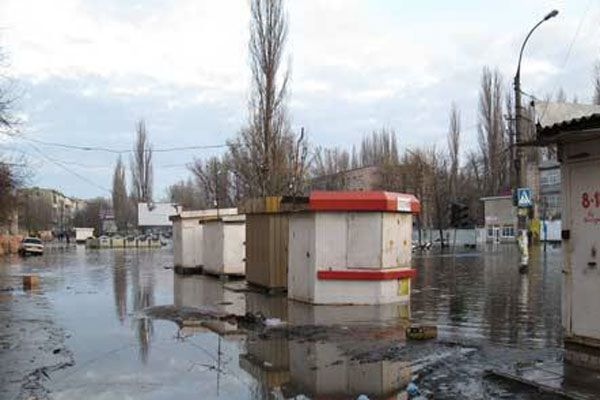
[515, 188, 532, 268]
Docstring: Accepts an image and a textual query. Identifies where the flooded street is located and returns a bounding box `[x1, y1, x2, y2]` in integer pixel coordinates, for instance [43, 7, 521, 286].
[1, 244, 599, 399]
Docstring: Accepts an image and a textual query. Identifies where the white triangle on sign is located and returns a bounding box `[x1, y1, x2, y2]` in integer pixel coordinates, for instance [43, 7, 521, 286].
[519, 191, 530, 205]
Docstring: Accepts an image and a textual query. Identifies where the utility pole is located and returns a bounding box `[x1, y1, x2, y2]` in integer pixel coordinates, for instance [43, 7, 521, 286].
[513, 9, 558, 268]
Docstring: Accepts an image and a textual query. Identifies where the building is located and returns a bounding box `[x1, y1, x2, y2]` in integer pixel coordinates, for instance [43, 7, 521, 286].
[481, 195, 517, 243]
[137, 202, 182, 232]
[18, 187, 86, 234]
[534, 101, 600, 371]
[538, 160, 561, 220]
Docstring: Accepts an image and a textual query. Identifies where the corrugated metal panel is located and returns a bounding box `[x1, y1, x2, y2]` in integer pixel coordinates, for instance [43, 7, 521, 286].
[246, 213, 289, 289]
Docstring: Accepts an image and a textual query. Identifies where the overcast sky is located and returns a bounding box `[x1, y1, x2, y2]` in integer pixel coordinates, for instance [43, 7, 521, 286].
[0, 0, 598, 199]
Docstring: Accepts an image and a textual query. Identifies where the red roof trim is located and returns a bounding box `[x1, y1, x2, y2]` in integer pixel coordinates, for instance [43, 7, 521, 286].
[317, 268, 416, 281]
[309, 191, 420, 213]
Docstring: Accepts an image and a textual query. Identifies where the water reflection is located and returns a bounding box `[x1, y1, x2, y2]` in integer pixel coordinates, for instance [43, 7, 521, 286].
[121, 251, 157, 364]
[21, 245, 566, 399]
[111, 252, 127, 324]
[411, 245, 562, 347]
[172, 274, 413, 398]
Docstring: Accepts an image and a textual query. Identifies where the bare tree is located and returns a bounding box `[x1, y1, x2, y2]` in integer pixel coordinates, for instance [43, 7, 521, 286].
[228, 0, 308, 198]
[447, 103, 460, 200]
[18, 189, 55, 233]
[190, 155, 237, 208]
[477, 67, 507, 196]
[358, 129, 399, 167]
[167, 178, 204, 210]
[130, 120, 153, 204]
[402, 148, 432, 243]
[594, 62, 600, 105]
[73, 197, 111, 237]
[0, 50, 17, 132]
[311, 147, 351, 190]
[0, 49, 25, 231]
[428, 147, 450, 247]
[555, 87, 567, 102]
[112, 156, 129, 232]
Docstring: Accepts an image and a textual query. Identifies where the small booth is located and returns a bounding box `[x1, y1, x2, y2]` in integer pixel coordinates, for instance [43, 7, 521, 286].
[535, 104, 600, 370]
[74, 227, 94, 244]
[240, 197, 291, 290]
[202, 213, 246, 277]
[287, 191, 419, 305]
[170, 209, 237, 274]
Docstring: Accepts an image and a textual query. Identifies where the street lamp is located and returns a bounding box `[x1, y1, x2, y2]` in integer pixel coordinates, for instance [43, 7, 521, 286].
[513, 9, 558, 269]
[514, 9, 559, 187]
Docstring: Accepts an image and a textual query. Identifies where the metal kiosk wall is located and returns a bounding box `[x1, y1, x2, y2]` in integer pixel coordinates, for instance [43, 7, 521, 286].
[170, 208, 238, 274]
[241, 197, 290, 290]
[202, 213, 246, 277]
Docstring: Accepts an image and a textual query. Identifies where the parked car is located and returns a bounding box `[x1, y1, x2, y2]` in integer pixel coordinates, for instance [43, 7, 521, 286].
[19, 237, 44, 256]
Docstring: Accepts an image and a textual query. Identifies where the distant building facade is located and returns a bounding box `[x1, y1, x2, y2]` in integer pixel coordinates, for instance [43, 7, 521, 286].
[538, 160, 561, 220]
[481, 195, 517, 243]
[18, 187, 86, 234]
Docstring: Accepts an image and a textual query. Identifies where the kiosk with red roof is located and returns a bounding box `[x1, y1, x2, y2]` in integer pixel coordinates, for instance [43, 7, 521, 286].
[288, 191, 420, 305]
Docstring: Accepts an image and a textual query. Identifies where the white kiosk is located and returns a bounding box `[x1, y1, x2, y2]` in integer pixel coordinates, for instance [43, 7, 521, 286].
[170, 208, 238, 274]
[536, 104, 600, 370]
[287, 191, 419, 305]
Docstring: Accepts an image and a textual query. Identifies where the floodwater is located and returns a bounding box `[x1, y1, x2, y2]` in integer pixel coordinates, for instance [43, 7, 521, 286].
[0, 243, 598, 399]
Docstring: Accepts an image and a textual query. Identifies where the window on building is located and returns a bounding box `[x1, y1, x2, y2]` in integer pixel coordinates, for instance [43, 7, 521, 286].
[540, 169, 560, 187]
[501, 225, 515, 238]
[487, 227, 494, 238]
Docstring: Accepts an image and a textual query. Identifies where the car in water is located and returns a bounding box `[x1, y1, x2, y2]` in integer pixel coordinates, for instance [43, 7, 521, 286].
[18, 237, 44, 256]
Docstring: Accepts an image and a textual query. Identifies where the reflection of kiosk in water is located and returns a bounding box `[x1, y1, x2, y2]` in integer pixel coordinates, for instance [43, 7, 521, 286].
[283, 299, 411, 398]
[287, 338, 411, 398]
[173, 274, 246, 335]
[239, 291, 290, 393]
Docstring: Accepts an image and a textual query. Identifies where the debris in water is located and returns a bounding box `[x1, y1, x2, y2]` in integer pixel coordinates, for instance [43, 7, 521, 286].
[407, 380, 420, 397]
[23, 275, 40, 291]
[406, 325, 437, 340]
[264, 317, 283, 327]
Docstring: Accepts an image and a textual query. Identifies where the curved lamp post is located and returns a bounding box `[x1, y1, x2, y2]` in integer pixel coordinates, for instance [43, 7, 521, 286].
[514, 9, 559, 187]
[513, 9, 558, 268]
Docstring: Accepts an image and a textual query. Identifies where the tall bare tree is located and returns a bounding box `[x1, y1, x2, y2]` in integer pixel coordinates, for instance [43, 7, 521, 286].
[112, 156, 129, 232]
[228, 0, 308, 197]
[447, 103, 460, 200]
[594, 62, 600, 105]
[428, 147, 450, 247]
[358, 129, 399, 167]
[130, 120, 153, 204]
[477, 67, 507, 196]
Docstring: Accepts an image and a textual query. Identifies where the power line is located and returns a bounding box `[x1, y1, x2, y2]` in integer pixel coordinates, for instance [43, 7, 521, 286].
[29, 144, 112, 193]
[0, 131, 227, 154]
[539, 0, 593, 121]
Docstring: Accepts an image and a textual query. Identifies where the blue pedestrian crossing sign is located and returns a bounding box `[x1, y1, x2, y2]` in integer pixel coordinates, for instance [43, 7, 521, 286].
[517, 188, 533, 208]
